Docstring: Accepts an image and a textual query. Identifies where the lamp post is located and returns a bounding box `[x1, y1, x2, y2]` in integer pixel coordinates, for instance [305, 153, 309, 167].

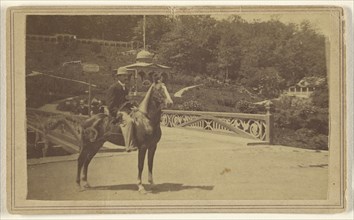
[143, 15, 146, 50]
[134, 69, 138, 96]
[82, 63, 100, 116]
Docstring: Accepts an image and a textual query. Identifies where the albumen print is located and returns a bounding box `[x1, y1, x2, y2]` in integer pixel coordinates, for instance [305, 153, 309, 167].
[6, 6, 346, 214]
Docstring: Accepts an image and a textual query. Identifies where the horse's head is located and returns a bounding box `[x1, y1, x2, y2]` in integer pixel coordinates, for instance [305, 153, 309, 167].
[149, 75, 173, 110]
[150, 82, 173, 109]
[138, 73, 173, 118]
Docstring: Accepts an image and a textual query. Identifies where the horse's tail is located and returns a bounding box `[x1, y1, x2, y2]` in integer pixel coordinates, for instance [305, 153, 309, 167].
[81, 114, 109, 143]
[42, 115, 84, 149]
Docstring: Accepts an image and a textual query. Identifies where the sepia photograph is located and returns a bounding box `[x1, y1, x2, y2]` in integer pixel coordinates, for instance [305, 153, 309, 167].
[5, 6, 347, 214]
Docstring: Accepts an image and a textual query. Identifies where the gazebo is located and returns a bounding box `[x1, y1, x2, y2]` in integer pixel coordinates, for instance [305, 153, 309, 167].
[116, 50, 171, 96]
[286, 76, 325, 98]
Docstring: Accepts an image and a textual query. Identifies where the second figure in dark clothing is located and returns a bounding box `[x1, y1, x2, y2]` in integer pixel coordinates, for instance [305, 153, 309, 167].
[106, 67, 137, 152]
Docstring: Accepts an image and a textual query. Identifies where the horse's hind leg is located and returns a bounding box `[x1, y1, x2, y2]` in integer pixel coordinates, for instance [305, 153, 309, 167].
[147, 145, 157, 185]
[137, 148, 147, 193]
[81, 145, 100, 188]
[76, 148, 88, 187]
[42, 138, 49, 157]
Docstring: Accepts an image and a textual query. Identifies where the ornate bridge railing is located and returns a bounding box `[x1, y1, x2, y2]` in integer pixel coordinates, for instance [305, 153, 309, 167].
[27, 108, 88, 156]
[27, 105, 274, 158]
[161, 109, 273, 143]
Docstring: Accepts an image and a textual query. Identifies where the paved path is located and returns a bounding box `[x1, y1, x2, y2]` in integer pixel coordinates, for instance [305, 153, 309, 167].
[174, 84, 203, 97]
[27, 127, 328, 200]
[38, 103, 71, 115]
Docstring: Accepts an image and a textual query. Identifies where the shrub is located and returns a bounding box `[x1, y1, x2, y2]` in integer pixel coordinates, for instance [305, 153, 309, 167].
[235, 100, 258, 113]
[294, 128, 316, 142]
[177, 100, 203, 111]
[240, 67, 285, 99]
[217, 98, 236, 108]
[274, 105, 328, 131]
[90, 43, 101, 54]
[59, 41, 69, 50]
[274, 109, 304, 130]
[304, 110, 329, 135]
[311, 81, 328, 108]
[294, 128, 328, 150]
[309, 134, 328, 150]
[273, 127, 328, 150]
[169, 73, 196, 86]
[272, 94, 329, 150]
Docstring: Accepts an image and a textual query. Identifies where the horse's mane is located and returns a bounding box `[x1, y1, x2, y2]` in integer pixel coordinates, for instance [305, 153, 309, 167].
[138, 83, 155, 115]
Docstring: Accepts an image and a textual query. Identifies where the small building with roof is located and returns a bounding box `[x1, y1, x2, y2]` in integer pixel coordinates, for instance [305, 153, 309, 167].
[286, 76, 326, 98]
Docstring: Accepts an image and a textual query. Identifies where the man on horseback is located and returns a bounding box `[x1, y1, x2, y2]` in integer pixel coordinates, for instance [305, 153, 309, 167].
[106, 67, 138, 152]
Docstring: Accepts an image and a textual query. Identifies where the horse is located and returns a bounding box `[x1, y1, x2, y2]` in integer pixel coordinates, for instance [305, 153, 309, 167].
[76, 80, 173, 193]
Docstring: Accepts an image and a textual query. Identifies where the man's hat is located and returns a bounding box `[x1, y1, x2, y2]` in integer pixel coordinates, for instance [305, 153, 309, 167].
[116, 67, 132, 75]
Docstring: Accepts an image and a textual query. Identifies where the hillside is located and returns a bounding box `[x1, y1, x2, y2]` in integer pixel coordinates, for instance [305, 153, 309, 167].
[26, 40, 138, 107]
[26, 38, 261, 110]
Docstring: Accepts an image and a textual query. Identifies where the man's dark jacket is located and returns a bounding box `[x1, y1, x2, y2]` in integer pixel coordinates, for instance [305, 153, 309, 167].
[106, 82, 130, 116]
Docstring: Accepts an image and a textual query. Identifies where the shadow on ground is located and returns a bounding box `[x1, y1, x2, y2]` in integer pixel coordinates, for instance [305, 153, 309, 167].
[99, 148, 126, 153]
[89, 183, 214, 194]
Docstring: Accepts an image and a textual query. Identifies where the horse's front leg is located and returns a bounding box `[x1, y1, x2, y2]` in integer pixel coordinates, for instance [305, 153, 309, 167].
[137, 148, 147, 193]
[147, 145, 157, 185]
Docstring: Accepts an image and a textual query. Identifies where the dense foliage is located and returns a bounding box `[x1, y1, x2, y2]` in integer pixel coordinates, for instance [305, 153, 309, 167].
[272, 96, 328, 150]
[27, 15, 327, 99]
[155, 16, 327, 99]
[27, 16, 141, 41]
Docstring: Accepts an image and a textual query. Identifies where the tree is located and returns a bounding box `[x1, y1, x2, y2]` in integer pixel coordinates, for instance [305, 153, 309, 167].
[213, 18, 247, 80]
[157, 15, 218, 75]
[240, 67, 285, 99]
[132, 16, 173, 50]
[27, 15, 140, 41]
[274, 21, 327, 85]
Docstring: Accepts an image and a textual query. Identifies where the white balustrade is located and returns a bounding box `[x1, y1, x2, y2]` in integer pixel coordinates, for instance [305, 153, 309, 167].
[161, 109, 273, 143]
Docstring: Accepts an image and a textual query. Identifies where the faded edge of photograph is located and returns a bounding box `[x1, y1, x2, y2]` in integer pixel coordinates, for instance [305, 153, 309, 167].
[6, 6, 347, 214]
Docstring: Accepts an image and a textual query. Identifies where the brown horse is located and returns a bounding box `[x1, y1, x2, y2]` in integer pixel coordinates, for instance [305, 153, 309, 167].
[76, 80, 173, 193]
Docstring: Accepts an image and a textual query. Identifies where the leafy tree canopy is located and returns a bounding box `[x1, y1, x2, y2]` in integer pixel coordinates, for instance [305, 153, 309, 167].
[27, 15, 327, 99]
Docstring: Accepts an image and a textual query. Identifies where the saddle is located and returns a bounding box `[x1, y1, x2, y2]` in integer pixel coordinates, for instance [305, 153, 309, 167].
[81, 103, 142, 144]
[82, 114, 123, 143]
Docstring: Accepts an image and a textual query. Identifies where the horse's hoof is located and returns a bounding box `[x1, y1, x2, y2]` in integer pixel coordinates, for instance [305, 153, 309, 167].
[83, 184, 91, 189]
[76, 184, 87, 192]
[79, 185, 90, 192]
[139, 188, 147, 194]
[81, 181, 91, 189]
[138, 185, 149, 194]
